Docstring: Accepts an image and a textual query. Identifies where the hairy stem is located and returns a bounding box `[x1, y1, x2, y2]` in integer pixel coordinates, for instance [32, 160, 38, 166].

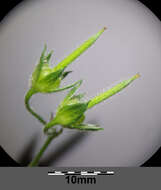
[28, 128, 63, 167]
[25, 88, 47, 125]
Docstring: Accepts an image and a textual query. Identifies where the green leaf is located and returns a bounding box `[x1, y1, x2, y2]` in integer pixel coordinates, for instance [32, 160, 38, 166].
[53, 27, 107, 71]
[88, 73, 140, 109]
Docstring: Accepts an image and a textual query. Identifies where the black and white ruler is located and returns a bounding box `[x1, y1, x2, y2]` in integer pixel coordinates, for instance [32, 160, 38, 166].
[48, 170, 114, 176]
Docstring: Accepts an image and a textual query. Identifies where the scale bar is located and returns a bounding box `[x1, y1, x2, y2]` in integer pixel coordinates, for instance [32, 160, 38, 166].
[48, 170, 114, 176]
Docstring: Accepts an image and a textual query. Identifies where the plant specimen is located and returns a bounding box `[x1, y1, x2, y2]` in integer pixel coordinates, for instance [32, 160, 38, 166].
[25, 27, 140, 166]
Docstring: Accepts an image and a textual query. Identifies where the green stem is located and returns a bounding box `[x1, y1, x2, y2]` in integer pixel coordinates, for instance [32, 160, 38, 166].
[28, 128, 63, 167]
[25, 88, 46, 125]
[43, 119, 58, 133]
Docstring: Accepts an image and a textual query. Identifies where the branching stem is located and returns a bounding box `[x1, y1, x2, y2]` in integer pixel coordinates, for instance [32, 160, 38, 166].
[28, 128, 63, 167]
[25, 88, 47, 125]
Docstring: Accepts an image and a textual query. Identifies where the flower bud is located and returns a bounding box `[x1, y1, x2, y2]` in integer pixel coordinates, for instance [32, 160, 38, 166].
[43, 80, 85, 131]
[53, 103, 88, 126]
[43, 80, 103, 132]
[30, 45, 75, 93]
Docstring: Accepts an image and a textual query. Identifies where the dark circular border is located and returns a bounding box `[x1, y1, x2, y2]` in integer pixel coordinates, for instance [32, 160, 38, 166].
[0, 0, 160, 167]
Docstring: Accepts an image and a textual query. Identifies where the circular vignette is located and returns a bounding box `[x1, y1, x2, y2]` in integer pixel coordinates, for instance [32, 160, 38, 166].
[0, 0, 161, 167]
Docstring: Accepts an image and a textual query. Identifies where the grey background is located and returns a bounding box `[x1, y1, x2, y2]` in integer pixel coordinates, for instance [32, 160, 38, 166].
[0, 168, 161, 189]
[0, 0, 161, 166]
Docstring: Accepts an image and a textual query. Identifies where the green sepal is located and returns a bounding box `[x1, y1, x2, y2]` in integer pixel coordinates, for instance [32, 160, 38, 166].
[31, 45, 47, 86]
[72, 114, 85, 125]
[47, 80, 83, 93]
[39, 69, 64, 84]
[64, 93, 85, 105]
[70, 93, 85, 101]
[54, 103, 88, 126]
[33, 69, 63, 93]
[61, 71, 72, 80]
[42, 68, 64, 81]
[30, 45, 74, 94]
[46, 50, 54, 63]
[60, 80, 83, 107]
[67, 123, 103, 131]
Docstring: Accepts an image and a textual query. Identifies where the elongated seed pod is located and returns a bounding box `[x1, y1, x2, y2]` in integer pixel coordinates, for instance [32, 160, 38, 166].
[53, 27, 107, 71]
[87, 73, 140, 109]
